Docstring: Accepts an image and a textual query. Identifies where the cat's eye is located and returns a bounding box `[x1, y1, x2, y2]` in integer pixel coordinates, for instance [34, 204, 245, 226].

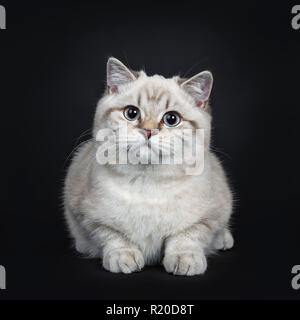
[123, 106, 141, 121]
[163, 111, 181, 127]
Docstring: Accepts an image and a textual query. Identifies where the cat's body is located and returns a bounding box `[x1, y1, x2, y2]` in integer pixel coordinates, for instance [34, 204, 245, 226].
[64, 58, 234, 275]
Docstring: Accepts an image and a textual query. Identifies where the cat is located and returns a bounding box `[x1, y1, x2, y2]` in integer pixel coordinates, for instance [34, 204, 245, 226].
[64, 57, 234, 276]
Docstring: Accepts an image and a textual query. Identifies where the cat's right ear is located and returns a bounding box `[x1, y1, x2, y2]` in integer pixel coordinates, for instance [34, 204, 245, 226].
[106, 57, 137, 94]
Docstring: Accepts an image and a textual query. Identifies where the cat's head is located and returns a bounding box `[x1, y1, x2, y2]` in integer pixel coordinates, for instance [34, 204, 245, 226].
[93, 58, 213, 175]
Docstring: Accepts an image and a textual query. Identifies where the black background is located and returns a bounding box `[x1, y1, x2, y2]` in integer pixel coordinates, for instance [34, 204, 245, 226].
[0, 0, 299, 299]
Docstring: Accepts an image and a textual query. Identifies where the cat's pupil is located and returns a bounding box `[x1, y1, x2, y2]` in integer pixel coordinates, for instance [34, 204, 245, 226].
[166, 114, 177, 125]
[127, 107, 138, 119]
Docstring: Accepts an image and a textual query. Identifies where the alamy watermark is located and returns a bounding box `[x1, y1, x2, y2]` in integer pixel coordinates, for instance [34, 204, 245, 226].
[291, 5, 300, 30]
[291, 265, 300, 290]
[0, 5, 6, 29]
[95, 124, 205, 176]
[0, 265, 5, 290]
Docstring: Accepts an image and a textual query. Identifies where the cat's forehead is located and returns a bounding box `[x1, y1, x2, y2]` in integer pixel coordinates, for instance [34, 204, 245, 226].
[121, 74, 190, 113]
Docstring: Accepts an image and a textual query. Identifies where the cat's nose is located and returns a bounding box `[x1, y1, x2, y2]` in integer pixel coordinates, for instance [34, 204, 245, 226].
[141, 128, 158, 139]
[144, 129, 152, 139]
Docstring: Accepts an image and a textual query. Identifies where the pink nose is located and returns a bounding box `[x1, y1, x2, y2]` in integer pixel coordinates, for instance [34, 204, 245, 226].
[144, 129, 152, 139]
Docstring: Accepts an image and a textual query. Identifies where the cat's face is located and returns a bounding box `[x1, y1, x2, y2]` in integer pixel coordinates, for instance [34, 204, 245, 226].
[93, 58, 213, 175]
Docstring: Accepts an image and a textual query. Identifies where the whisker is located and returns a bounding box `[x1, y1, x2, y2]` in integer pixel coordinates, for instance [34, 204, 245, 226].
[74, 128, 92, 144]
[64, 138, 92, 168]
[210, 146, 232, 160]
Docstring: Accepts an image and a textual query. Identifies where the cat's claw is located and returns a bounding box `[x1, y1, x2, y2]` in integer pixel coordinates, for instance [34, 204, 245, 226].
[103, 248, 145, 274]
[163, 252, 207, 276]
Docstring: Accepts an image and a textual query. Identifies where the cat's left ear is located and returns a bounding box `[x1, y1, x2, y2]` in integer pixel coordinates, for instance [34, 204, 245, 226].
[180, 71, 213, 107]
[106, 57, 137, 94]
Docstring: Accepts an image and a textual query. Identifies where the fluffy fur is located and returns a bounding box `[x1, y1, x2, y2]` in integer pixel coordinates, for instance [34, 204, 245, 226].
[64, 58, 234, 276]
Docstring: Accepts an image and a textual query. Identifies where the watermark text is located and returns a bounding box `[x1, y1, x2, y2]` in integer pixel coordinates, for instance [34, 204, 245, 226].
[0, 5, 6, 29]
[291, 5, 300, 30]
[0, 265, 6, 290]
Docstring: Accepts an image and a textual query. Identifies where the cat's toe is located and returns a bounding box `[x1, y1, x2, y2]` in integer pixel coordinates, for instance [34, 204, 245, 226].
[103, 248, 145, 274]
[163, 252, 207, 276]
[213, 229, 234, 251]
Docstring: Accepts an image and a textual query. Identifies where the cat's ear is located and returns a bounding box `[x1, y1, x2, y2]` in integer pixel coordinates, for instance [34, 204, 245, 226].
[106, 57, 137, 93]
[180, 71, 213, 107]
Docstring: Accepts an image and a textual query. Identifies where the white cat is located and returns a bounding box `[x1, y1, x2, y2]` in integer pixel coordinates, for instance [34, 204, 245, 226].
[64, 57, 234, 276]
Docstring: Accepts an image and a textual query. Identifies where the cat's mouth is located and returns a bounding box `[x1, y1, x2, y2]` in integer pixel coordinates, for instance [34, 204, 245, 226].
[139, 140, 151, 150]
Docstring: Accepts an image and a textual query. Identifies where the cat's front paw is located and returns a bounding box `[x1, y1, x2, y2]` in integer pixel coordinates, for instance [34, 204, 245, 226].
[163, 251, 207, 276]
[103, 248, 145, 274]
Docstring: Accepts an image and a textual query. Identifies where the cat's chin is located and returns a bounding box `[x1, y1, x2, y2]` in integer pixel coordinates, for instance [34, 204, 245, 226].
[106, 161, 187, 179]
[137, 143, 152, 163]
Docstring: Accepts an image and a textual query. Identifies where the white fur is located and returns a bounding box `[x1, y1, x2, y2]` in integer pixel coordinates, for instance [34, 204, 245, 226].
[64, 58, 234, 276]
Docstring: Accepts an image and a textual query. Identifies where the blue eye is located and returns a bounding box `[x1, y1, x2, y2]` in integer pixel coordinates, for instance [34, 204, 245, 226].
[124, 106, 140, 121]
[163, 112, 180, 127]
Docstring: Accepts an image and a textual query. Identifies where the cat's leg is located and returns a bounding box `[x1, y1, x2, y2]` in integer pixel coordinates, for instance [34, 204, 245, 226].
[73, 226, 100, 257]
[163, 223, 215, 276]
[89, 225, 145, 274]
[211, 228, 234, 251]
[64, 207, 101, 257]
[66, 205, 144, 273]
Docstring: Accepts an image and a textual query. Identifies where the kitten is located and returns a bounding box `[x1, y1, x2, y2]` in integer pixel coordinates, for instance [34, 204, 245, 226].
[64, 57, 234, 276]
